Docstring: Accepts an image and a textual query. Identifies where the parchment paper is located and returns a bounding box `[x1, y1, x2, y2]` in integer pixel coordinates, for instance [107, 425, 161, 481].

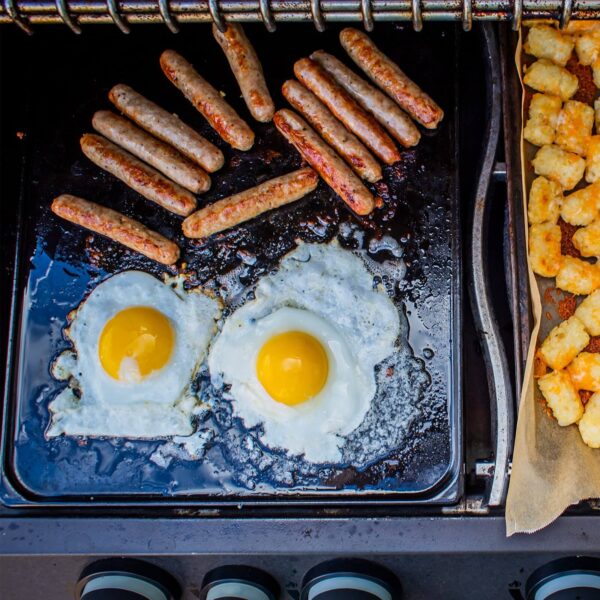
[506, 28, 600, 535]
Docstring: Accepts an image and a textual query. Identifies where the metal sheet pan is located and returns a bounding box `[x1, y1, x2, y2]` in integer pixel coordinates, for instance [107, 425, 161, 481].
[1, 23, 463, 507]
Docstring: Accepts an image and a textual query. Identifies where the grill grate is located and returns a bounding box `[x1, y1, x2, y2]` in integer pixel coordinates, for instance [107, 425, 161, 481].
[0, 0, 598, 36]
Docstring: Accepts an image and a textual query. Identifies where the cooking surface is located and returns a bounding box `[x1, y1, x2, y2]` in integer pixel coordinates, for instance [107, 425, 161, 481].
[2, 23, 461, 504]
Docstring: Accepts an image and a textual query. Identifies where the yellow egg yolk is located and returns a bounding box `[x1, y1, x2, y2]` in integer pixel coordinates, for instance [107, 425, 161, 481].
[98, 306, 174, 381]
[256, 331, 329, 405]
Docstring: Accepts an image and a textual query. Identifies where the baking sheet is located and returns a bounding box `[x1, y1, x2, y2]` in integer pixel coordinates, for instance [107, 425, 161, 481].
[1, 23, 461, 504]
[507, 25, 600, 534]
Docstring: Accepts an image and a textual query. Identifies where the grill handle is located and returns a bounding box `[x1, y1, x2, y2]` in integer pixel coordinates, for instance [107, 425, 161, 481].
[0, 0, 593, 34]
[468, 23, 514, 508]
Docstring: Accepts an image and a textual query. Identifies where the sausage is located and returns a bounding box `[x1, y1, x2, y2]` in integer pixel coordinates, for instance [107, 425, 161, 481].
[340, 28, 444, 129]
[273, 109, 375, 216]
[293, 58, 400, 165]
[92, 111, 210, 194]
[212, 23, 275, 123]
[108, 84, 224, 173]
[51, 194, 180, 265]
[310, 50, 421, 148]
[80, 134, 197, 217]
[182, 167, 319, 238]
[282, 80, 382, 183]
[160, 49, 255, 151]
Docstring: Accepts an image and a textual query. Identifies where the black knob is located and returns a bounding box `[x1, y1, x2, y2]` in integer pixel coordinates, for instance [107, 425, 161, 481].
[526, 556, 600, 599]
[201, 565, 279, 600]
[301, 559, 402, 600]
[76, 558, 181, 600]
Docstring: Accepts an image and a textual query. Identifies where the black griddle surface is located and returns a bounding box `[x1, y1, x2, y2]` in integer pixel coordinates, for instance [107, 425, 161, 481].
[2, 23, 461, 505]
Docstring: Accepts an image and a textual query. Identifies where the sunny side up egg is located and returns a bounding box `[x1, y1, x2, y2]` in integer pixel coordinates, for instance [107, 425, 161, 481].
[47, 270, 221, 438]
[208, 242, 400, 463]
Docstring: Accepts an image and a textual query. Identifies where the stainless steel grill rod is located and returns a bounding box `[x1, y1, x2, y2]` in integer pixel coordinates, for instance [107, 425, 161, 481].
[1, 0, 599, 33]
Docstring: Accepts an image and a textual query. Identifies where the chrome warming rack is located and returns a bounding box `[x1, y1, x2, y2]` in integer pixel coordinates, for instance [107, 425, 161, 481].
[0, 0, 597, 35]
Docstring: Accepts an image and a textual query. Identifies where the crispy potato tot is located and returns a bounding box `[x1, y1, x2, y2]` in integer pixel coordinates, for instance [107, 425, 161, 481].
[556, 256, 600, 295]
[529, 223, 562, 277]
[538, 369, 584, 426]
[539, 316, 590, 371]
[561, 182, 600, 225]
[586, 136, 600, 183]
[578, 392, 600, 447]
[555, 100, 595, 156]
[567, 352, 600, 391]
[575, 29, 600, 65]
[524, 120, 556, 147]
[524, 93, 562, 147]
[573, 220, 600, 257]
[523, 59, 579, 101]
[595, 99, 600, 134]
[532, 144, 586, 191]
[564, 22, 600, 35]
[575, 289, 600, 336]
[528, 176, 562, 224]
[528, 93, 562, 127]
[524, 25, 574, 67]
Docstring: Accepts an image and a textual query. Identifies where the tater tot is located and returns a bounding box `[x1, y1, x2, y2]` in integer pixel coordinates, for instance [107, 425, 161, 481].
[524, 118, 556, 147]
[560, 182, 600, 225]
[586, 136, 600, 183]
[555, 100, 595, 156]
[573, 220, 600, 257]
[578, 392, 600, 447]
[528, 176, 562, 224]
[568, 352, 600, 391]
[533, 144, 586, 191]
[538, 369, 584, 426]
[575, 289, 600, 336]
[575, 30, 600, 65]
[529, 223, 562, 277]
[564, 22, 600, 35]
[595, 99, 600, 134]
[523, 59, 579, 101]
[556, 256, 600, 295]
[539, 316, 590, 371]
[524, 93, 563, 147]
[524, 25, 574, 67]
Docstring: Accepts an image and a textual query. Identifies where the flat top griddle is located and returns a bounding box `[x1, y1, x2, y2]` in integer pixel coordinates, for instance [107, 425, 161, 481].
[1, 22, 461, 506]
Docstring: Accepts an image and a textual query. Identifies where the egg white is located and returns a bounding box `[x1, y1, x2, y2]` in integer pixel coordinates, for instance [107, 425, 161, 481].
[208, 242, 400, 463]
[47, 270, 221, 438]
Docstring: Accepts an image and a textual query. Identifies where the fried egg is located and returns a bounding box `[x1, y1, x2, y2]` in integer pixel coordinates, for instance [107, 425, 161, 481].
[48, 270, 221, 438]
[208, 242, 400, 463]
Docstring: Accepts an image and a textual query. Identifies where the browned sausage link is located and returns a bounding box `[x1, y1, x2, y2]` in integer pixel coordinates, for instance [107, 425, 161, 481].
[160, 49, 255, 151]
[273, 109, 375, 216]
[212, 24, 275, 123]
[51, 194, 180, 265]
[183, 167, 319, 238]
[92, 111, 211, 194]
[340, 28, 444, 129]
[80, 134, 197, 217]
[108, 84, 224, 173]
[310, 50, 421, 148]
[282, 80, 382, 183]
[293, 58, 400, 165]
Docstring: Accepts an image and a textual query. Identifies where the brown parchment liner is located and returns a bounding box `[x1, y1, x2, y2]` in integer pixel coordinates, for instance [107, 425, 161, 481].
[506, 27, 600, 535]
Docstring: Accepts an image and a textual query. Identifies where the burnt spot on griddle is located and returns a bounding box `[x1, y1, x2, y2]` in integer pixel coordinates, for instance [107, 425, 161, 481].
[586, 337, 600, 353]
[557, 293, 577, 320]
[559, 217, 582, 258]
[567, 57, 596, 105]
[580, 390, 594, 405]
